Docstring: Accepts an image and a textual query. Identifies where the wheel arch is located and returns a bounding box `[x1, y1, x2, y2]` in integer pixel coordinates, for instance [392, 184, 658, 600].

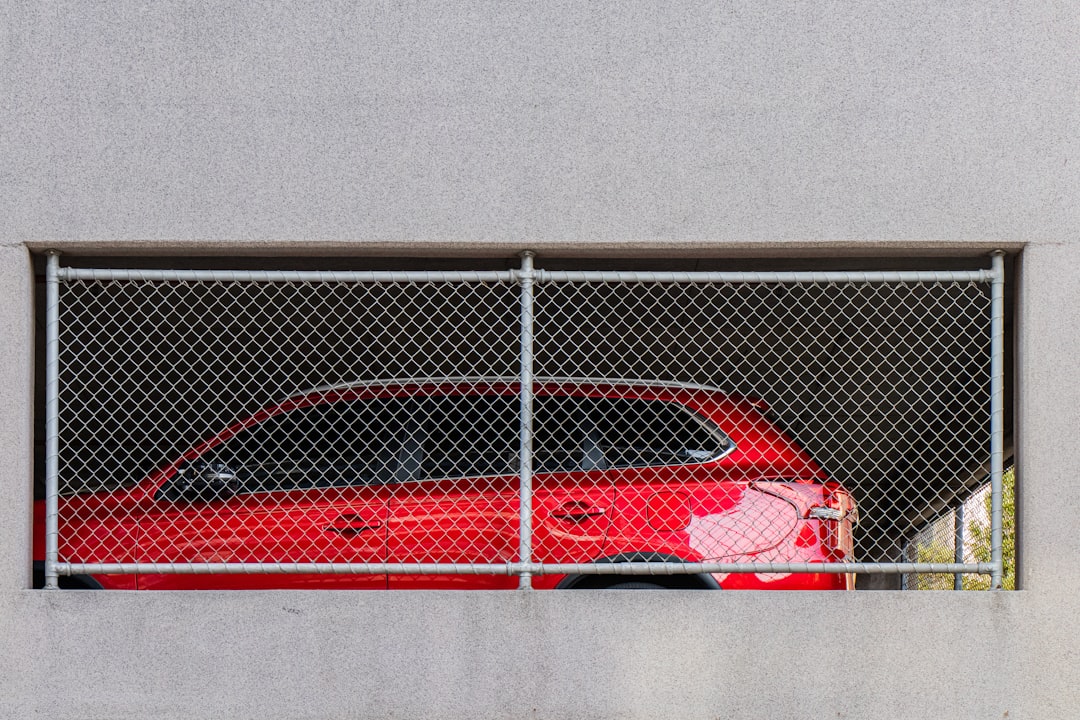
[554, 552, 722, 590]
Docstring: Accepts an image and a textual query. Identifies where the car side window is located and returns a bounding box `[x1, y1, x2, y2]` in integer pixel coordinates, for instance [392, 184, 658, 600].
[531, 396, 733, 473]
[586, 398, 732, 469]
[250, 393, 734, 488]
[201, 398, 407, 493]
[414, 395, 520, 481]
[531, 396, 593, 473]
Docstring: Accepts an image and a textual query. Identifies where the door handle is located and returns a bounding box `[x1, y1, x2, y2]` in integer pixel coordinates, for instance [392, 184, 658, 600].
[324, 513, 383, 535]
[551, 503, 607, 522]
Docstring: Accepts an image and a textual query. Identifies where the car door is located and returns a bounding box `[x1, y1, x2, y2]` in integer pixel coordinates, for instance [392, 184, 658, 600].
[137, 398, 403, 589]
[529, 396, 615, 570]
[386, 394, 521, 589]
[386, 393, 619, 589]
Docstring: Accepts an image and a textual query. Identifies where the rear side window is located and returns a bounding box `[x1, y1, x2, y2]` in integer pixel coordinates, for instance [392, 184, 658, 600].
[586, 398, 732, 469]
[533, 397, 732, 472]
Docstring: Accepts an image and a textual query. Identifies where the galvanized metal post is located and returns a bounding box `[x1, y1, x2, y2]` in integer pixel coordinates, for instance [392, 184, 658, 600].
[44, 251, 61, 589]
[989, 250, 1006, 589]
[517, 251, 536, 589]
[954, 502, 965, 591]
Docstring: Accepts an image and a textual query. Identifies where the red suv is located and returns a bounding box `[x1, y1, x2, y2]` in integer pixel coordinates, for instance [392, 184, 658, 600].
[35, 379, 857, 590]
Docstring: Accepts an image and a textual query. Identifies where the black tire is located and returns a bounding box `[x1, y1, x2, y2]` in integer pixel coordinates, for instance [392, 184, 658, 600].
[606, 581, 667, 590]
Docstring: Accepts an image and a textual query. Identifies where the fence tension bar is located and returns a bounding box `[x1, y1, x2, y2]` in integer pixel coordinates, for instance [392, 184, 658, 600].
[989, 250, 1006, 590]
[44, 251, 61, 590]
[516, 250, 536, 590]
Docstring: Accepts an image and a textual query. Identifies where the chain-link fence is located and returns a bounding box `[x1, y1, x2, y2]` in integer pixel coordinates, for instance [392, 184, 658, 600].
[903, 465, 1015, 590]
[42, 252, 1007, 590]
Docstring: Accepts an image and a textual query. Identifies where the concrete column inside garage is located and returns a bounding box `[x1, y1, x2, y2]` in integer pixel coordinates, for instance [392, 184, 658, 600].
[2, 1, 1079, 718]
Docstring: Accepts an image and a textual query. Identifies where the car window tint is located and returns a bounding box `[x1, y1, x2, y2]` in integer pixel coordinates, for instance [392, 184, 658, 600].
[204, 398, 407, 493]
[532, 396, 599, 473]
[531, 396, 732, 473]
[415, 396, 519, 481]
[587, 398, 732, 469]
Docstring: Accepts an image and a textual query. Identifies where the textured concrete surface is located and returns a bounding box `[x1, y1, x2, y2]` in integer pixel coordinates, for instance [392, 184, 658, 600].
[0, 247, 34, 592]
[0, 588, 1059, 720]
[2, 1, 1077, 252]
[1015, 244, 1080, 594]
[2, 1, 1080, 718]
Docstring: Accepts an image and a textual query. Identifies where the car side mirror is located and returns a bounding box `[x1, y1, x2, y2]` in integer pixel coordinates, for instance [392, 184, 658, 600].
[166, 460, 241, 503]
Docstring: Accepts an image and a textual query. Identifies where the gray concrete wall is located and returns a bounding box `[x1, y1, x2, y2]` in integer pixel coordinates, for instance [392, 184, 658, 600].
[2, 2, 1078, 718]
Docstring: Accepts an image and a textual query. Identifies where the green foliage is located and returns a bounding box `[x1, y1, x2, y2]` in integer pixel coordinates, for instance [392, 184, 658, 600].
[910, 467, 1015, 591]
[965, 466, 1016, 590]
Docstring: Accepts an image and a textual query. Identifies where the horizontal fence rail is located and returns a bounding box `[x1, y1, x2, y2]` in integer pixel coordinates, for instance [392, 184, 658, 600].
[57, 267, 995, 285]
[44, 252, 1006, 590]
[57, 562, 996, 576]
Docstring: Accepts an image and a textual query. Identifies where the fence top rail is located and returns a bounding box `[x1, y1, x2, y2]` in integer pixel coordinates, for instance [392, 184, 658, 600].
[536, 269, 997, 284]
[56, 267, 519, 284]
[55, 266, 999, 285]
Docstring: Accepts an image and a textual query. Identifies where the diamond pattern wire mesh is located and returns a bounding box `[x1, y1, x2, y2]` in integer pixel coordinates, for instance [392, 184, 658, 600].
[51, 265, 995, 588]
[903, 466, 1014, 591]
[57, 278, 521, 578]
[534, 279, 992, 571]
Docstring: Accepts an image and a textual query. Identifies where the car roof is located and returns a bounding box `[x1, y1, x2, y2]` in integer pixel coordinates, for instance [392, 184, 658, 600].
[266, 376, 766, 422]
[296, 376, 731, 398]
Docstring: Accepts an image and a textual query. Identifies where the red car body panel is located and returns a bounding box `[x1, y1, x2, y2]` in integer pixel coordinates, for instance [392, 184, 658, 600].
[36, 380, 857, 590]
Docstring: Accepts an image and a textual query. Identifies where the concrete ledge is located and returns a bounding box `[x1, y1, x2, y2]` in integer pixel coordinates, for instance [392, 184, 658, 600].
[0, 589, 1050, 720]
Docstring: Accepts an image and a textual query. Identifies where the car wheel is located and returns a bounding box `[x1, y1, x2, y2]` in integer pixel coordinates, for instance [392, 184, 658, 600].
[605, 581, 667, 589]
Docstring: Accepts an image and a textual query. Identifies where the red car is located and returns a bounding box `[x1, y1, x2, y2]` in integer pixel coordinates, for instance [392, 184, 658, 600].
[35, 379, 857, 590]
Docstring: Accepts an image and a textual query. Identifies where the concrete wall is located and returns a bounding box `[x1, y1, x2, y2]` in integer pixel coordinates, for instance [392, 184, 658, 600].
[1, 2, 1077, 718]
